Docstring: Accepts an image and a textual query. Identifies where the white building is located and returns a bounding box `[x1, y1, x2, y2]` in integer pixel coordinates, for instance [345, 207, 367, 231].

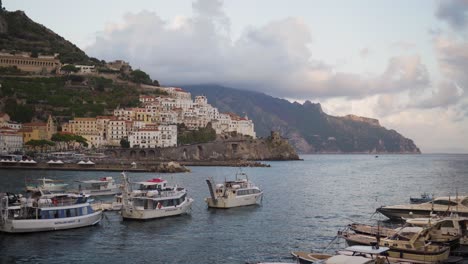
[0, 130, 23, 154]
[75, 65, 96, 74]
[128, 124, 177, 148]
[107, 120, 128, 146]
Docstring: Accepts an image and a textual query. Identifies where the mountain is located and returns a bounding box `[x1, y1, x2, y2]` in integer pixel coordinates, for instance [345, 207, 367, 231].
[0, 8, 90, 64]
[182, 85, 421, 154]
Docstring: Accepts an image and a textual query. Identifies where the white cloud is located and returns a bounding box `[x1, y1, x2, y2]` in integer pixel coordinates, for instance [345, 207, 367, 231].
[86, 0, 430, 100]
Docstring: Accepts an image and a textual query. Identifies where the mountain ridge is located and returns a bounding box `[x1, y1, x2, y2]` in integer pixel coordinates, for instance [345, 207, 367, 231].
[180, 84, 421, 154]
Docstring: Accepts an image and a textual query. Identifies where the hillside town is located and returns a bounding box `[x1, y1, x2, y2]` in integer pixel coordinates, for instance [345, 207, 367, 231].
[0, 48, 257, 155]
[0, 86, 255, 155]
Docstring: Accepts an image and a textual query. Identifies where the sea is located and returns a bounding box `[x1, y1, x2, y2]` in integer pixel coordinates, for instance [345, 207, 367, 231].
[0, 154, 467, 264]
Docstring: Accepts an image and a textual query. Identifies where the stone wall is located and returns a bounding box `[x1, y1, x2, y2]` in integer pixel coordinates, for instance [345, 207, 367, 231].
[104, 136, 300, 161]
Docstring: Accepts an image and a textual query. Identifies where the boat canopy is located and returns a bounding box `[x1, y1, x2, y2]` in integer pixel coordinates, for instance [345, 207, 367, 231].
[345, 245, 390, 255]
[321, 255, 374, 264]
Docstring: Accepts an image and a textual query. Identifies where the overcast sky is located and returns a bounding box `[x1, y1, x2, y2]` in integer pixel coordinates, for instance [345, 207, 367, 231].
[5, 0, 468, 153]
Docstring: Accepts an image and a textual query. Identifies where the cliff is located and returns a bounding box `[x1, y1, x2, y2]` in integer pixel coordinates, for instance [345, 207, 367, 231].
[104, 132, 300, 161]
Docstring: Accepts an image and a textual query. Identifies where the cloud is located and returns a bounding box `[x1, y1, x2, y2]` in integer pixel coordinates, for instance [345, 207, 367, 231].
[86, 0, 430, 100]
[415, 81, 463, 108]
[435, 0, 468, 31]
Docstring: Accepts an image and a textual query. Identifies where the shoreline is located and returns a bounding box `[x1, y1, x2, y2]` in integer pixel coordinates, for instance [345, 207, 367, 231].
[0, 160, 272, 172]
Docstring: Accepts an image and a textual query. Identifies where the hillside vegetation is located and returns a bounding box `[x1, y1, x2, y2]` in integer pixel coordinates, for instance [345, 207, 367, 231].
[0, 76, 165, 122]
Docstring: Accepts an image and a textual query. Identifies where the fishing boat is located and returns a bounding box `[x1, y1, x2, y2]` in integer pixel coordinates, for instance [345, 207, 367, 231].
[410, 193, 433, 204]
[339, 226, 451, 263]
[26, 178, 68, 192]
[120, 172, 193, 220]
[377, 195, 468, 220]
[405, 216, 468, 247]
[205, 171, 263, 208]
[0, 191, 102, 233]
[76, 176, 120, 196]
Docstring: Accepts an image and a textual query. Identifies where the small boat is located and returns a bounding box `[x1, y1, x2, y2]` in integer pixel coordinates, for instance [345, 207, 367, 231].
[120, 172, 193, 220]
[410, 193, 433, 204]
[0, 190, 102, 233]
[76, 176, 120, 196]
[205, 171, 263, 209]
[292, 245, 391, 264]
[349, 220, 461, 249]
[377, 195, 468, 220]
[339, 226, 451, 263]
[26, 178, 68, 193]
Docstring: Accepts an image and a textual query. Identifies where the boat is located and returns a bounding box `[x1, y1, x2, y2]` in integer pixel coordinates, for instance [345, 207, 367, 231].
[120, 172, 193, 220]
[26, 178, 68, 192]
[405, 216, 468, 247]
[349, 220, 461, 249]
[205, 171, 263, 208]
[339, 226, 451, 263]
[0, 190, 102, 233]
[377, 195, 468, 220]
[76, 176, 120, 196]
[292, 245, 391, 264]
[410, 193, 433, 204]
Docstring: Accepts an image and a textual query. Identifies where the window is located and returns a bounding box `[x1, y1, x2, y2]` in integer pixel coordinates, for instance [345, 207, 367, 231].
[433, 200, 458, 206]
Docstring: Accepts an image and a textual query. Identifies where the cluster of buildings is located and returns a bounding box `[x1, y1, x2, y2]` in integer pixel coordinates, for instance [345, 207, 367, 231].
[0, 50, 131, 76]
[62, 87, 255, 149]
[0, 114, 57, 154]
[0, 87, 256, 154]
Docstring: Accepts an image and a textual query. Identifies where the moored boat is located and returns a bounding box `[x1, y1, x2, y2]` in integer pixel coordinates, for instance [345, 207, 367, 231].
[25, 178, 68, 193]
[339, 226, 451, 263]
[410, 193, 433, 204]
[120, 172, 193, 220]
[0, 191, 102, 233]
[377, 195, 468, 220]
[205, 171, 263, 209]
[76, 176, 120, 196]
[292, 245, 391, 264]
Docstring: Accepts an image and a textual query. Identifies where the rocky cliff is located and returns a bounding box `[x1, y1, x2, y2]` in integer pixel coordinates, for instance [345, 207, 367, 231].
[104, 132, 300, 161]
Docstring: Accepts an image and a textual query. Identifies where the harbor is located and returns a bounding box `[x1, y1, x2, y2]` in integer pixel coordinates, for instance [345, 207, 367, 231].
[1, 154, 467, 263]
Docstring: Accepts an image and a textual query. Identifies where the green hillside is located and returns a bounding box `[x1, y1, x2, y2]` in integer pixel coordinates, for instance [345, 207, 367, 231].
[0, 9, 90, 64]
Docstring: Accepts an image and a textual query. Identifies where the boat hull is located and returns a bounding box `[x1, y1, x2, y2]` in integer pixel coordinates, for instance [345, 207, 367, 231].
[205, 193, 263, 208]
[122, 198, 193, 220]
[0, 211, 102, 233]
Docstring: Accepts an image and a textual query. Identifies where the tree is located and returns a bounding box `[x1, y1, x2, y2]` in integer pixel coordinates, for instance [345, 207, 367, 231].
[120, 138, 130, 148]
[51, 133, 88, 150]
[25, 139, 55, 152]
[130, 69, 152, 84]
[61, 64, 79, 73]
[4, 98, 34, 123]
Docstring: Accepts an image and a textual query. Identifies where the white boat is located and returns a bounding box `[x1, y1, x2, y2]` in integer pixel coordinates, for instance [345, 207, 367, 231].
[76, 176, 120, 196]
[0, 191, 102, 233]
[26, 178, 68, 192]
[377, 195, 468, 220]
[292, 245, 391, 264]
[120, 172, 193, 220]
[205, 171, 263, 208]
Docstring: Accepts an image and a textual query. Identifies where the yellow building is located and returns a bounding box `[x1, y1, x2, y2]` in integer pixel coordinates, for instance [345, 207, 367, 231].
[21, 115, 57, 141]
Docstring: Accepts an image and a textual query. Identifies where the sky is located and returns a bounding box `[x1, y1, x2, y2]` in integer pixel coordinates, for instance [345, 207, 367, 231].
[4, 0, 468, 153]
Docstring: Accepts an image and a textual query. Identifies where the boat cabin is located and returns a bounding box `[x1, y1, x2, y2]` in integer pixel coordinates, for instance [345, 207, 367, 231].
[134, 178, 169, 191]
